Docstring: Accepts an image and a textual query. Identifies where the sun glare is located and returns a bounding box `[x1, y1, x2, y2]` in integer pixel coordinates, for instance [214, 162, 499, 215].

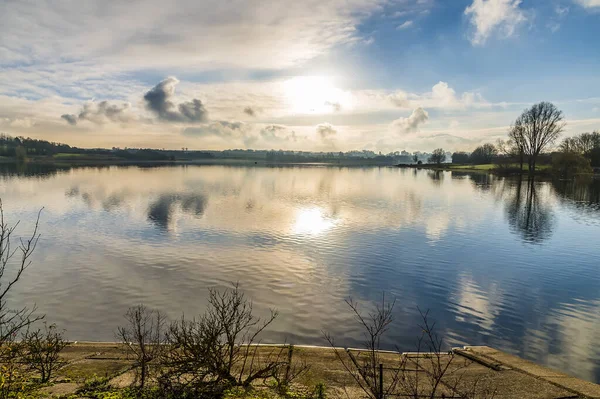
[284, 76, 349, 114]
[292, 207, 336, 236]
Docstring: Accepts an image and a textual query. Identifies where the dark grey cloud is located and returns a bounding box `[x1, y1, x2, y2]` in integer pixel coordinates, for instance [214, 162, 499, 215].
[148, 193, 207, 230]
[316, 123, 337, 139]
[183, 121, 245, 138]
[260, 125, 297, 142]
[80, 101, 133, 123]
[325, 101, 341, 112]
[144, 77, 208, 123]
[61, 101, 134, 125]
[183, 121, 301, 148]
[243, 107, 256, 117]
[61, 114, 78, 125]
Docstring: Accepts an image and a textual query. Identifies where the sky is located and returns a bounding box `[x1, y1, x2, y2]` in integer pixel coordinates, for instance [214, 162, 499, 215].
[1, 0, 599, 152]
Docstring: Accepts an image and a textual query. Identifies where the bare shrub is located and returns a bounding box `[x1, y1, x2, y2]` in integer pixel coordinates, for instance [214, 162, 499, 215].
[158, 284, 286, 396]
[21, 322, 69, 383]
[323, 294, 396, 399]
[324, 297, 496, 399]
[117, 305, 166, 389]
[269, 345, 310, 395]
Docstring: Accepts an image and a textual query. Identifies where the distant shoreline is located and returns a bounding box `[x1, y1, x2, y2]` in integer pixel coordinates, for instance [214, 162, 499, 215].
[0, 156, 402, 168]
[3, 157, 599, 176]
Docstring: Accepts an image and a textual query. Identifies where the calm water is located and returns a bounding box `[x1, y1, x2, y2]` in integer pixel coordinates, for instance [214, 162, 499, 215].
[1, 164, 600, 382]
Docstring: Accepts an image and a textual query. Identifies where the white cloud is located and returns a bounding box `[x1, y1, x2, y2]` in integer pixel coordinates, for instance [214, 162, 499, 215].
[397, 20, 414, 29]
[8, 118, 36, 128]
[574, 0, 600, 8]
[391, 107, 429, 134]
[0, 0, 388, 70]
[547, 5, 569, 32]
[465, 0, 527, 45]
[182, 121, 306, 149]
[183, 121, 249, 140]
[555, 5, 570, 15]
[431, 81, 458, 107]
[385, 82, 489, 111]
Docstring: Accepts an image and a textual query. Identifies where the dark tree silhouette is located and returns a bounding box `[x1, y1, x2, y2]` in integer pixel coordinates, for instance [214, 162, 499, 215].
[428, 148, 446, 165]
[470, 144, 497, 164]
[511, 102, 565, 174]
[452, 151, 470, 164]
[559, 131, 600, 167]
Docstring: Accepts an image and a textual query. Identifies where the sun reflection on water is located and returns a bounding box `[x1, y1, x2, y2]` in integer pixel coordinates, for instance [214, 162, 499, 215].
[292, 207, 336, 236]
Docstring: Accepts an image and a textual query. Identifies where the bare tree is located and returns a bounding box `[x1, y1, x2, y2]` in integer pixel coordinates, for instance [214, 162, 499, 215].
[0, 199, 43, 345]
[559, 132, 600, 155]
[507, 126, 526, 171]
[0, 199, 43, 398]
[559, 137, 579, 154]
[495, 139, 520, 171]
[577, 132, 600, 154]
[428, 149, 446, 165]
[117, 305, 166, 389]
[21, 323, 69, 383]
[511, 102, 565, 174]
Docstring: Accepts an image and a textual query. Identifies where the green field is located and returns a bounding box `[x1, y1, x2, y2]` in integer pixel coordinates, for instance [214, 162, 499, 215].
[448, 163, 496, 170]
[53, 153, 90, 159]
[447, 163, 551, 171]
[53, 153, 116, 160]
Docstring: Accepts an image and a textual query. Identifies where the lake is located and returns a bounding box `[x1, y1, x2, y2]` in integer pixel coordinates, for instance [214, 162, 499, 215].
[1, 164, 599, 382]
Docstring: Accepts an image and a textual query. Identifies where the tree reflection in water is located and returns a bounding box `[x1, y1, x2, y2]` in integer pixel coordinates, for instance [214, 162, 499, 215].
[504, 178, 555, 244]
[551, 177, 600, 222]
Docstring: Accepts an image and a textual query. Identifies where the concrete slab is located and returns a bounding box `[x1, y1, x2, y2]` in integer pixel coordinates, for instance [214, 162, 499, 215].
[457, 346, 600, 398]
[39, 382, 79, 396]
[467, 349, 568, 378]
[545, 377, 600, 399]
[462, 346, 502, 356]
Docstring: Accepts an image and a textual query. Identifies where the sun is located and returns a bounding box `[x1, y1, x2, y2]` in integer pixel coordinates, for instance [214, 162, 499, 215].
[284, 76, 349, 114]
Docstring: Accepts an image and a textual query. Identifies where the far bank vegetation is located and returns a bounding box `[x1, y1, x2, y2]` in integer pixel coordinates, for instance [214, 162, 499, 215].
[447, 102, 598, 177]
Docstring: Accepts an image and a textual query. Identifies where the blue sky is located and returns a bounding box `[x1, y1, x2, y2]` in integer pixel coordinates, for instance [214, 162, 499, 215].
[0, 0, 599, 151]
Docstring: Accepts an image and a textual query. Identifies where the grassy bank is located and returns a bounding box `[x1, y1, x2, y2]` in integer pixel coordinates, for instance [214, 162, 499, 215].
[0, 156, 402, 168]
[397, 162, 557, 175]
[24, 342, 600, 399]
